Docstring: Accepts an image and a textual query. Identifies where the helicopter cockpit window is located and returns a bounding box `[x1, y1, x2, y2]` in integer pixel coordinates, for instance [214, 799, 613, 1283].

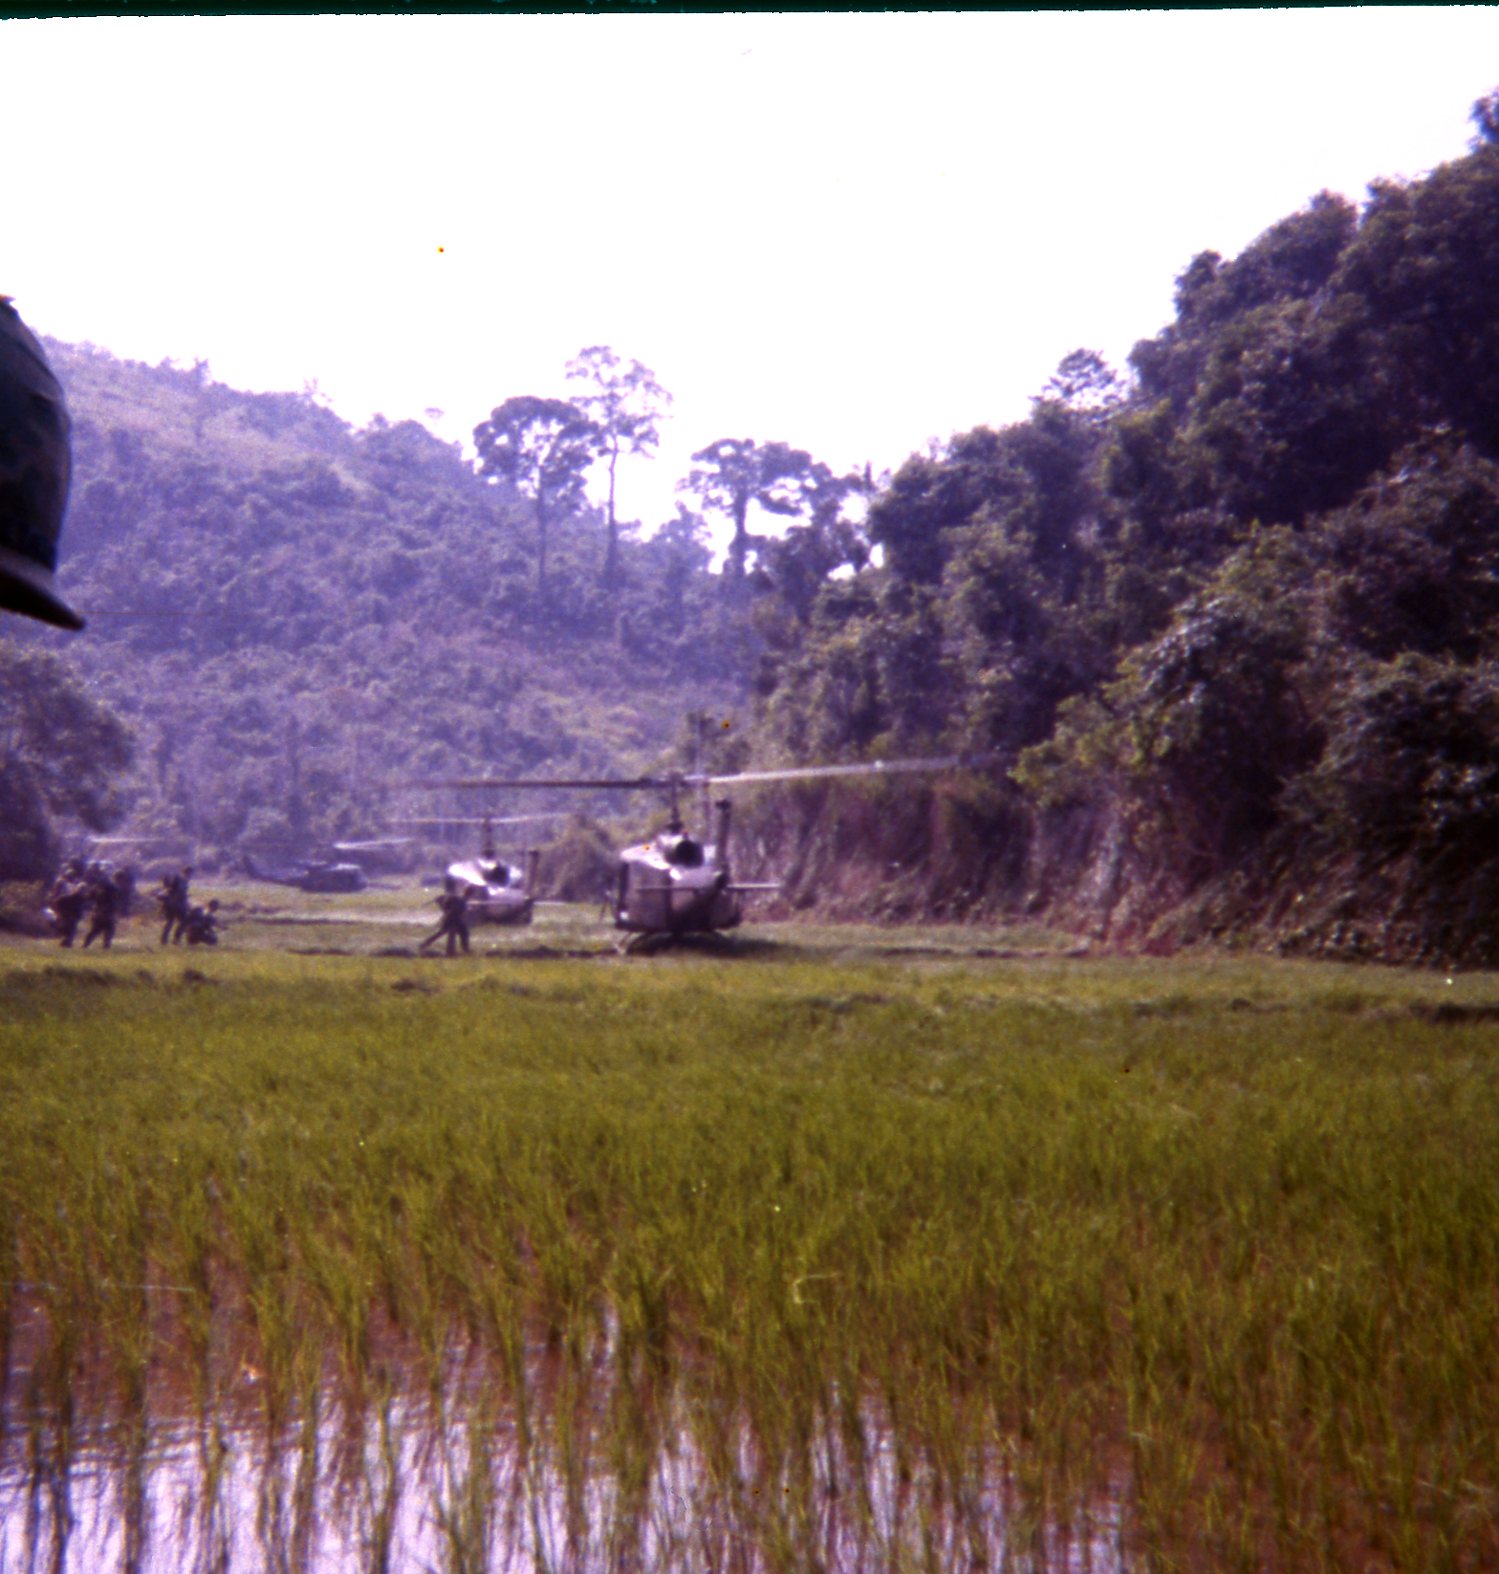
[667, 837, 705, 869]
[480, 864, 509, 886]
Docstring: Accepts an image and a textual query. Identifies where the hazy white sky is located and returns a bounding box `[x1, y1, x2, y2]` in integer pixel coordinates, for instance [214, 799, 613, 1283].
[5, 9, 1497, 535]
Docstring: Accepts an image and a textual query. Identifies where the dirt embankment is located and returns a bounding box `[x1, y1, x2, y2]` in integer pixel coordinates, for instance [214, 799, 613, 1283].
[734, 786, 1499, 969]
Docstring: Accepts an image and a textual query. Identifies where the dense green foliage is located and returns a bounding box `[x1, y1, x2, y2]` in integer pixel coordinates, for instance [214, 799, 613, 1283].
[0, 639, 132, 877]
[746, 110, 1499, 962]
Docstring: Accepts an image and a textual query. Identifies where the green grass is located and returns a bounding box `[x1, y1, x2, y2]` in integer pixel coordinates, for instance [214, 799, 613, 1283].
[2, 927, 1498, 1571]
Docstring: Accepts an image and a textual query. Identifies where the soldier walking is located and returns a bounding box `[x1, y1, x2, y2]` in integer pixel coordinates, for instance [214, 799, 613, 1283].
[155, 865, 193, 945]
[420, 879, 471, 956]
[81, 868, 121, 949]
[47, 859, 87, 947]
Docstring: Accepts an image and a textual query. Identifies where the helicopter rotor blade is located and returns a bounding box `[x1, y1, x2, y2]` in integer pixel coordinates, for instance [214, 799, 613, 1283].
[403, 755, 999, 796]
[404, 776, 672, 793]
[700, 753, 1001, 788]
[391, 814, 566, 827]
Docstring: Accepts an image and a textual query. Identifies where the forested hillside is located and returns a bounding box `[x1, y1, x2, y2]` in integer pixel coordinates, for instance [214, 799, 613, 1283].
[4, 346, 758, 873]
[6, 92, 1499, 964]
[736, 94, 1499, 964]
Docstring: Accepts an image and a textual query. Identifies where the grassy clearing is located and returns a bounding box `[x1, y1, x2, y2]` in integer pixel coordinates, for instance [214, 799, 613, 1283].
[1, 929, 1497, 1570]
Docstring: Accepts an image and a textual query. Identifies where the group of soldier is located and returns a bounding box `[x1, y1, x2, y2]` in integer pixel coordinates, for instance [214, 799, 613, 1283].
[45, 858, 472, 956]
[45, 860, 221, 950]
[45, 859, 134, 949]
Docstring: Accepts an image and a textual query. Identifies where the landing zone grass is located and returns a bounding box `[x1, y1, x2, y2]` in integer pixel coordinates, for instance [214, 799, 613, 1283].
[2, 920, 1497, 1570]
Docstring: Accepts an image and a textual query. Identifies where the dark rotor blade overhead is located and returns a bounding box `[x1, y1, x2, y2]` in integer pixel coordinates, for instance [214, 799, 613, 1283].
[701, 753, 1000, 788]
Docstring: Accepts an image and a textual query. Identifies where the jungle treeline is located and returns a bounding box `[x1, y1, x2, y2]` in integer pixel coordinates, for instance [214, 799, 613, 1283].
[6, 93, 1499, 961]
[742, 96, 1499, 963]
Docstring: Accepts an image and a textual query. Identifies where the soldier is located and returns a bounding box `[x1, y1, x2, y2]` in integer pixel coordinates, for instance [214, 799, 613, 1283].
[419, 879, 471, 956]
[184, 899, 222, 946]
[154, 864, 193, 945]
[46, 858, 87, 947]
[81, 867, 120, 949]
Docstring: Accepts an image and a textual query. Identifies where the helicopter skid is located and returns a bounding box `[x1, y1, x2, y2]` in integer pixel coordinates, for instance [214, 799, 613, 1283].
[468, 898, 535, 926]
[618, 930, 665, 956]
[616, 928, 737, 957]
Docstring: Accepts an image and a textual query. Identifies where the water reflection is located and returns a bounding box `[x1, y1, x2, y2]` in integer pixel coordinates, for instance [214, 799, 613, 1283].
[2, 1323, 1123, 1572]
[2, 1399, 1124, 1571]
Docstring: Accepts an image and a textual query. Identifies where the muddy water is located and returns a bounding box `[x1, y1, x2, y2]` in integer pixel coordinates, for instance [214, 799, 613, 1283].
[0, 1381, 1126, 1573]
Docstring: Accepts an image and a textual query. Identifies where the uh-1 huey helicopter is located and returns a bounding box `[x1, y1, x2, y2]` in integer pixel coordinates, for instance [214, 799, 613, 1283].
[242, 851, 369, 893]
[393, 812, 561, 925]
[413, 739, 998, 953]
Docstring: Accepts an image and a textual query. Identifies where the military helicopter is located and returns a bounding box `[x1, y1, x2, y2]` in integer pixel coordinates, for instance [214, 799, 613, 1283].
[414, 748, 996, 952]
[395, 813, 558, 926]
[242, 852, 369, 893]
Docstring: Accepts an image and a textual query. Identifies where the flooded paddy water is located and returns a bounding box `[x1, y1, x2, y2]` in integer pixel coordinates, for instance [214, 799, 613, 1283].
[2, 1234, 1133, 1567]
[0, 1341, 1121, 1574]
[3, 901, 1497, 1570]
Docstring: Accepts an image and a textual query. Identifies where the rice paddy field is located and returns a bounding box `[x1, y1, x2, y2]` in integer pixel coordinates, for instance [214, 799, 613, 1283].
[2, 886, 1497, 1572]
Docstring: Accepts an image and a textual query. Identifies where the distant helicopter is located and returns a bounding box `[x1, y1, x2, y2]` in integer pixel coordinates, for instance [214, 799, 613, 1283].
[414, 751, 996, 952]
[395, 813, 556, 926]
[242, 852, 369, 894]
